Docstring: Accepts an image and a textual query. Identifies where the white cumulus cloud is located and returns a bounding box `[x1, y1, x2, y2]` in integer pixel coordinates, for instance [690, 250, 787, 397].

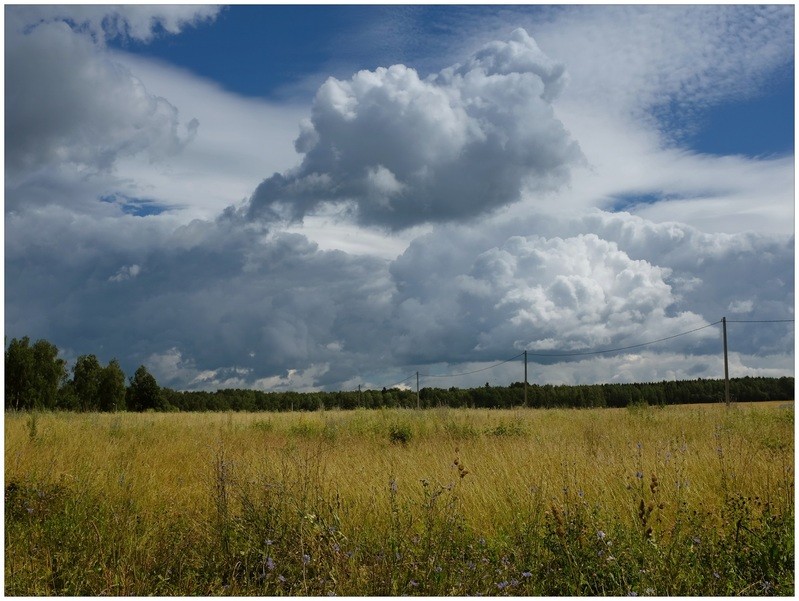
[247, 28, 582, 229]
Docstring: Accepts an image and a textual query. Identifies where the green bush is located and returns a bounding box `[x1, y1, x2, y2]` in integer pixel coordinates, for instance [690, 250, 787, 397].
[388, 423, 412, 445]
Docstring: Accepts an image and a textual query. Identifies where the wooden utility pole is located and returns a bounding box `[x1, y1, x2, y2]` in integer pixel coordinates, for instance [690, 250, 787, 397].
[416, 371, 420, 409]
[358, 384, 362, 407]
[722, 317, 730, 407]
[524, 350, 528, 406]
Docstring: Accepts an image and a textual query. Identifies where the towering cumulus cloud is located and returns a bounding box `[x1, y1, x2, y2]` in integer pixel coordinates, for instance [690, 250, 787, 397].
[248, 29, 582, 229]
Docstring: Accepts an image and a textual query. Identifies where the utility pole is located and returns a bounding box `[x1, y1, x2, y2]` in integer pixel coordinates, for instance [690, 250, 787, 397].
[524, 350, 528, 406]
[416, 371, 420, 409]
[358, 384, 362, 408]
[722, 317, 730, 407]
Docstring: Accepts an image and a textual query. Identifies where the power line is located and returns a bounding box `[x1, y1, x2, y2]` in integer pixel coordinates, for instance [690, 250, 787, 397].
[383, 372, 416, 390]
[423, 352, 526, 379]
[525, 320, 722, 358]
[726, 319, 795, 323]
[377, 317, 790, 390]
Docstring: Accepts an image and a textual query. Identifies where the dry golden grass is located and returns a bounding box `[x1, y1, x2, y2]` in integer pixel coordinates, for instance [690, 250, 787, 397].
[6, 402, 793, 536]
[5, 402, 795, 595]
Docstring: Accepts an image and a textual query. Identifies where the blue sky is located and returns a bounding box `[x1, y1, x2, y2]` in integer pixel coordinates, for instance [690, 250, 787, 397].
[689, 73, 794, 157]
[120, 5, 794, 158]
[5, 4, 795, 392]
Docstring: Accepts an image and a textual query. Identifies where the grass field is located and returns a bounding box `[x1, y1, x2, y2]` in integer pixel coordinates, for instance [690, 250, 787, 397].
[4, 402, 794, 595]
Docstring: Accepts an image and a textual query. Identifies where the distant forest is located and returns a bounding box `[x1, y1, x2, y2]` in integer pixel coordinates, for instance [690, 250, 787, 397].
[163, 377, 794, 413]
[4, 336, 795, 412]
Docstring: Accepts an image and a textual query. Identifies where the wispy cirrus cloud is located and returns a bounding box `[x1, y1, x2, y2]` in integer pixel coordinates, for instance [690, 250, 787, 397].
[5, 4, 221, 44]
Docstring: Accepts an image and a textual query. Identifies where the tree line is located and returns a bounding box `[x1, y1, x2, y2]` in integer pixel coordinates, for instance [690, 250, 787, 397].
[4, 336, 795, 412]
[5, 337, 164, 412]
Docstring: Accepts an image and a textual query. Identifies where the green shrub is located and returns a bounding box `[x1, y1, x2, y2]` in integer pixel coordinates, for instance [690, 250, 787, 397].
[388, 423, 412, 445]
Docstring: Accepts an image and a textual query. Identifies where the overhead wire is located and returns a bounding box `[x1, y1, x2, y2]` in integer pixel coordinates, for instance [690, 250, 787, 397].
[377, 317, 790, 389]
[423, 352, 526, 379]
[383, 372, 417, 390]
[725, 319, 795, 323]
[525, 320, 722, 357]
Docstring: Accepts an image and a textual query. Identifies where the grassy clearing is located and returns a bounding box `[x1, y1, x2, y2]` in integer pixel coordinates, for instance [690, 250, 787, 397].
[5, 403, 794, 595]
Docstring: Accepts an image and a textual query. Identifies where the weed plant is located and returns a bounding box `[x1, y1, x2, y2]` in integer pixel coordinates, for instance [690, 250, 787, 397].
[5, 403, 794, 595]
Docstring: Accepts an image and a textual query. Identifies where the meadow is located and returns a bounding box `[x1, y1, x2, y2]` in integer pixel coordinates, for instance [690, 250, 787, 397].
[5, 402, 794, 595]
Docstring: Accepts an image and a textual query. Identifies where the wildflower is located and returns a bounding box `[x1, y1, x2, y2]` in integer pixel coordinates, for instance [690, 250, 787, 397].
[278, 575, 286, 583]
[597, 530, 606, 540]
[266, 557, 275, 571]
[713, 571, 720, 579]
[302, 553, 311, 565]
[635, 471, 644, 480]
[692, 536, 701, 545]
[389, 478, 398, 494]
[332, 543, 341, 553]
[408, 580, 419, 588]
[628, 591, 638, 597]
[522, 571, 532, 578]
[497, 581, 509, 590]
[645, 588, 655, 595]
[265, 539, 273, 546]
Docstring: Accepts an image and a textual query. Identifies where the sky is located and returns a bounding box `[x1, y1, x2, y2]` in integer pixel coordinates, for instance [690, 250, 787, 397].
[4, 3, 795, 393]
